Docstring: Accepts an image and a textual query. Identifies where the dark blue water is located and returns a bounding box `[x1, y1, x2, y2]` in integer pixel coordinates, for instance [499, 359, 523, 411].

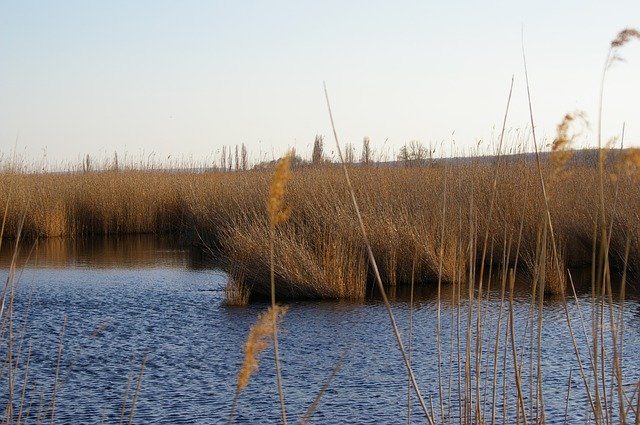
[1, 237, 639, 424]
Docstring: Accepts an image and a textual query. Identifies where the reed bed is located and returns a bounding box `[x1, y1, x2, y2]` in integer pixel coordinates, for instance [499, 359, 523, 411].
[1, 150, 639, 302]
[3, 155, 638, 423]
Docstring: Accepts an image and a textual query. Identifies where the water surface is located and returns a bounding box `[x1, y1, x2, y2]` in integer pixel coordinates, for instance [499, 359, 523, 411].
[1, 236, 639, 423]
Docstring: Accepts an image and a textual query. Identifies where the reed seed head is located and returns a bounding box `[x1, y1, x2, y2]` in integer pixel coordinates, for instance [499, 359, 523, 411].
[236, 305, 288, 392]
[551, 111, 587, 169]
[268, 152, 292, 227]
[611, 28, 640, 49]
[608, 28, 640, 68]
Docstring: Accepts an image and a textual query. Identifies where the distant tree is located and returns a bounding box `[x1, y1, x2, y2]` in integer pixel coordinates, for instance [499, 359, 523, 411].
[228, 147, 233, 171]
[397, 141, 429, 167]
[344, 143, 354, 164]
[289, 147, 306, 168]
[361, 137, 371, 165]
[221, 146, 227, 170]
[241, 143, 248, 171]
[312, 135, 324, 165]
[234, 145, 239, 171]
[253, 150, 306, 171]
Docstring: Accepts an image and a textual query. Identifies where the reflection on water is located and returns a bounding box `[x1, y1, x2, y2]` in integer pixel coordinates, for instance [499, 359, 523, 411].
[376, 266, 639, 302]
[0, 235, 214, 269]
[0, 236, 638, 423]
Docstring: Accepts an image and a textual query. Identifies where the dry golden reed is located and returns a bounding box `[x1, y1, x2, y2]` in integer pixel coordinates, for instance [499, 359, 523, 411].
[551, 111, 587, 170]
[2, 150, 640, 300]
[268, 153, 292, 227]
[236, 305, 288, 392]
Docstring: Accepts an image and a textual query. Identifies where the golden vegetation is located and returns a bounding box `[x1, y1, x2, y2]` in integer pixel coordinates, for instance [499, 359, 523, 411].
[1, 150, 639, 301]
[267, 153, 292, 227]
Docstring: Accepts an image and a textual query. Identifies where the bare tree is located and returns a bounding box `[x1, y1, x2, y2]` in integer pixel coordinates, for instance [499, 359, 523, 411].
[241, 143, 248, 171]
[344, 143, 355, 164]
[221, 146, 227, 170]
[235, 145, 240, 171]
[397, 141, 429, 167]
[312, 135, 324, 165]
[361, 137, 371, 165]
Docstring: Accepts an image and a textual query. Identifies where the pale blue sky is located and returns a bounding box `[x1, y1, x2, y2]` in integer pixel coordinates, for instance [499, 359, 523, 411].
[1, 1, 639, 167]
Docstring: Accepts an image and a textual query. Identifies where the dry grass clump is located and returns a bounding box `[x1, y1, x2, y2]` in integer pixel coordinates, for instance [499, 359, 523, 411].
[222, 219, 367, 300]
[212, 154, 639, 301]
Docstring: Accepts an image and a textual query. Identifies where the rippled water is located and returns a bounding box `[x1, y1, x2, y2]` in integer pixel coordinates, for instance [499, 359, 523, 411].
[1, 236, 639, 423]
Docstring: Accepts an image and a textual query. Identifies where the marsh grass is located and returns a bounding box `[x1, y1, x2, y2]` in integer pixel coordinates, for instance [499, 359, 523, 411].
[1, 151, 640, 301]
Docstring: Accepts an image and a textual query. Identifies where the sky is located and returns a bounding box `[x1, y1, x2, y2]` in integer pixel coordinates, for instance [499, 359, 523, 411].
[0, 1, 639, 168]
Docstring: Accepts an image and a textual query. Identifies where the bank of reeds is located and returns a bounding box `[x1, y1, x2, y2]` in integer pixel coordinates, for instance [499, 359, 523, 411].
[0, 170, 188, 237]
[1, 150, 639, 301]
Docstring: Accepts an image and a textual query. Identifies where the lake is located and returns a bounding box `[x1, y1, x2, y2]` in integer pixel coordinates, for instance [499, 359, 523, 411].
[1, 236, 639, 423]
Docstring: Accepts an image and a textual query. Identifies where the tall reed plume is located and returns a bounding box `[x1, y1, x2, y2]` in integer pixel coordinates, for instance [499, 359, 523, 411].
[228, 305, 288, 423]
[268, 152, 292, 424]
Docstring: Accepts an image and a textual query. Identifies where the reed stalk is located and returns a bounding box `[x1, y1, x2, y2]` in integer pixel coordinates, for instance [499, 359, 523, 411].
[408, 252, 416, 424]
[323, 82, 434, 425]
[564, 368, 573, 425]
[300, 349, 348, 425]
[267, 153, 292, 425]
[127, 352, 148, 425]
[508, 269, 528, 425]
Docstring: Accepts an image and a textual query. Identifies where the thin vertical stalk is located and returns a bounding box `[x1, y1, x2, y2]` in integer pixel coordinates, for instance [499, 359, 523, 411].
[300, 349, 348, 425]
[436, 178, 447, 425]
[616, 240, 630, 424]
[564, 368, 573, 424]
[456, 211, 464, 424]
[324, 82, 434, 425]
[594, 28, 640, 423]
[473, 76, 514, 423]
[407, 252, 416, 425]
[491, 218, 522, 425]
[464, 202, 476, 424]
[509, 270, 528, 425]
[127, 352, 148, 425]
[270, 226, 287, 424]
[118, 357, 136, 425]
[535, 228, 547, 423]
[635, 380, 639, 425]
[566, 272, 597, 410]
[522, 31, 600, 422]
[49, 317, 67, 425]
[17, 342, 32, 425]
